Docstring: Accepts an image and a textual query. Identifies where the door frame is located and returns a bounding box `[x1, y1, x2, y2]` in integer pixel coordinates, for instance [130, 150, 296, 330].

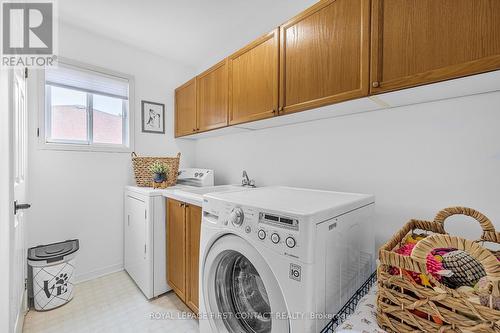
[0, 68, 29, 333]
[0, 68, 14, 333]
[12, 67, 28, 333]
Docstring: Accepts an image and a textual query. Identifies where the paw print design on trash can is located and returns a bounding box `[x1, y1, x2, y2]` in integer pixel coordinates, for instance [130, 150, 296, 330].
[43, 273, 70, 298]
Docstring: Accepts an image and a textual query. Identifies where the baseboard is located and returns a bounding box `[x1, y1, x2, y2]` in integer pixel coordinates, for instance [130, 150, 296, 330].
[14, 312, 23, 333]
[74, 263, 124, 284]
[14, 290, 27, 333]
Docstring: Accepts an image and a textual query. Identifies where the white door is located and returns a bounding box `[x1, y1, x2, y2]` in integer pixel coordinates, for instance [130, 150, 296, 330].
[11, 67, 29, 333]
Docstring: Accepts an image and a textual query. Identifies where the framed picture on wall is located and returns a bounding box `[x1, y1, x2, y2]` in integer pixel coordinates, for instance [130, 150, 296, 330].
[141, 100, 165, 134]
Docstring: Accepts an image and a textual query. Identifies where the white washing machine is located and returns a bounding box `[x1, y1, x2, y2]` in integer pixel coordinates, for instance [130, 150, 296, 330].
[199, 186, 375, 333]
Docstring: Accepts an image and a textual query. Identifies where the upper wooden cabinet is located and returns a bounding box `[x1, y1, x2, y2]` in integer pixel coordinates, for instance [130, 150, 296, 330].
[174, 0, 500, 137]
[174, 78, 197, 137]
[196, 60, 228, 132]
[279, 0, 370, 114]
[228, 29, 279, 125]
[370, 0, 500, 94]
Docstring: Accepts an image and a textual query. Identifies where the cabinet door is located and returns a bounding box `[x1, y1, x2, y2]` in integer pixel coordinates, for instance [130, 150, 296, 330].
[185, 204, 202, 313]
[196, 60, 228, 132]
[166, 198, 187, 301]
[228, 29, 279, 125]
[279, 0, 370, 114]
[175, 78, 197, 137]
[370, 0, 500, 94]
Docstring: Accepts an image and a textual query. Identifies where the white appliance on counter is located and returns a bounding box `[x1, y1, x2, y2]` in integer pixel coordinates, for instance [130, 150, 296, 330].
[199, 186, 375, 333]
[124, 168, 214, 299]
[177, 168, 214, 187]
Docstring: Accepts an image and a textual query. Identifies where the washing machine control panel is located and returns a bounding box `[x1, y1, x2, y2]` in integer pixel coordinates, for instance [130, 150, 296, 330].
[257, 212, 299, 250]
[212, 202, 302, 259]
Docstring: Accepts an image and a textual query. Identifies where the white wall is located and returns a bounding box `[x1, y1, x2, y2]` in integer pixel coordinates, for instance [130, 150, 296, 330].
[27, 20, 500, 284]
[194, 92, 500, 247]
[27, 23, 197, 282]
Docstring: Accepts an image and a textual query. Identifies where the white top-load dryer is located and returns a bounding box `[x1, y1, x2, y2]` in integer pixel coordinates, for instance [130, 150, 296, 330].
[199, 186, 375, 333]
[123, 168, 214, 299]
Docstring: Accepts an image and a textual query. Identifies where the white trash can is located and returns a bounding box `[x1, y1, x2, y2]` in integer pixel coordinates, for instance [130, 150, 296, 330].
[27, 239, 79, 311]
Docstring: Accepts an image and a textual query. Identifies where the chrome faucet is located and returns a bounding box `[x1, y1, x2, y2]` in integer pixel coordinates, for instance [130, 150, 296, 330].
[241, 170, 256, 187]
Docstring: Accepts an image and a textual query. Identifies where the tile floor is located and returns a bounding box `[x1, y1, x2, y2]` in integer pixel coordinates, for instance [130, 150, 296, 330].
[23, 271, 199, 333]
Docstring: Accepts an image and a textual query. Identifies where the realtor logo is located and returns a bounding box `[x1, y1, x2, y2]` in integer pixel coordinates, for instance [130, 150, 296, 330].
[1, 1, 57, 67]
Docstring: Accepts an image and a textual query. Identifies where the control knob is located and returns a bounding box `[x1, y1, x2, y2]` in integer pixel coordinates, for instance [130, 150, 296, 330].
[229, 207, 244, 227]
[285, 237, 296, 248]
[271, 233, 280, 244]
[258, 229, 266, 240]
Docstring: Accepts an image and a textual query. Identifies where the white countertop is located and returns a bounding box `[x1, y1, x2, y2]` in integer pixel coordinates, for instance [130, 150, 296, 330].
[125, 184, 247, 206]
[205, 186, 374, 223]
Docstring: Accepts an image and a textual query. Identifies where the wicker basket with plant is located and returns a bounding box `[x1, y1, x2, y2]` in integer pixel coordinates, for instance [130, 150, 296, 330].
[131, 152, 180, 188]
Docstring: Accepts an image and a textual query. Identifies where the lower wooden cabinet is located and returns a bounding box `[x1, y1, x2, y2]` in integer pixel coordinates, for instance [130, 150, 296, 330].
[166, 199, 187, 301]
[166, 198, 201, 313]
[185, 204, 202, 313]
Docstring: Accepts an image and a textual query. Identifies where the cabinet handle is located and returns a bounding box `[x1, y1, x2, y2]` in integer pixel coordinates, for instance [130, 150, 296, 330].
[278, 106, 284, 112]
[196, 128, 200, 131]
[179, 202, 184, 207]
[372, 81, 380, 88]
[192, 128, 196, 132]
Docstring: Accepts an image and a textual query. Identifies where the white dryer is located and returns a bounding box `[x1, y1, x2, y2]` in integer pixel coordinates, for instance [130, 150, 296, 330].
[199, 186, 375, 333]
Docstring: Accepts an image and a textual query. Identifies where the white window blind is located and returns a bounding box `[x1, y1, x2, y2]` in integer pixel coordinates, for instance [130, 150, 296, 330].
[45, 63, 129, 100]
[42, 60, 133, 152]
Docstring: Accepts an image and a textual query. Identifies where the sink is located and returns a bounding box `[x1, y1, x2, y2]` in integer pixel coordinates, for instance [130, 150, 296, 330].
[166, 185, 250, 206]
[174, 185, 244, 196]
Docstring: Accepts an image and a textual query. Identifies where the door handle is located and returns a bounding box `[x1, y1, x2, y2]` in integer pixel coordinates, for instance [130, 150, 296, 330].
[14, 201, 31, 215]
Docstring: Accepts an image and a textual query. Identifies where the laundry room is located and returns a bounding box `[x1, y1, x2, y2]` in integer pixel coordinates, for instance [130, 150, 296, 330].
[1, 0, 499, 332]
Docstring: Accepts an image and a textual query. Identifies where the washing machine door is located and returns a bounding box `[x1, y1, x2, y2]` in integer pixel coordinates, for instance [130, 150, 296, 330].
[202, 234, 289, 333]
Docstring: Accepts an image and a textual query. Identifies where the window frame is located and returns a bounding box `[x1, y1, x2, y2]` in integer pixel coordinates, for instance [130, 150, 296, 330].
[37, 58, 135, 153]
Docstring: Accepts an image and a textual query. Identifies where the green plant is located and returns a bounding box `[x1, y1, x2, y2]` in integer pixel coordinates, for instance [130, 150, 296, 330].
[149, 161, 169, 175]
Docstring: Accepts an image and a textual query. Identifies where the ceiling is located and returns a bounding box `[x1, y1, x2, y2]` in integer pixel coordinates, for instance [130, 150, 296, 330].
[59, 0, 316, 70]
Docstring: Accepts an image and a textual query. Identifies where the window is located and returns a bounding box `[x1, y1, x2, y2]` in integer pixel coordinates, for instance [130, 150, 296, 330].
[42, 61, 133, 151]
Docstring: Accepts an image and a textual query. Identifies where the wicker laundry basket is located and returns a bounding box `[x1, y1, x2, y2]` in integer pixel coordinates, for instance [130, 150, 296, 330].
[377, 207, 500, 333]
[131, 152, 180, 187]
